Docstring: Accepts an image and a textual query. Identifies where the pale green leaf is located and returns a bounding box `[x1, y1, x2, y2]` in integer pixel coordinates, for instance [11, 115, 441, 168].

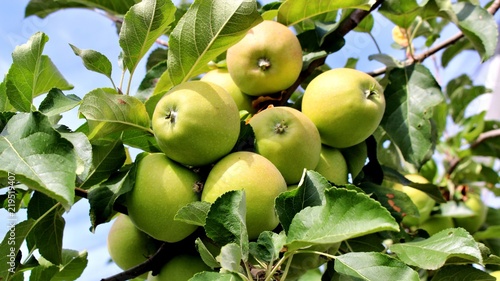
[217, 243, 243, 273]
[0, 112, 76, 209]
[0, 219, 36, 280]
[334, 252, 420, 281]
[446, 74, 490, 124]
[162, 0, 262, 88]
[389, 228, 483, 270]
[286, 188, 399, 251]
[6, 32, 73, 112]
[278, 0, 375, 26]
[69, 44, 113, 80]
[189, 271, 243, 281]
[78, 88, 152, 140]
[175, 201, 212, 227]
[379, 0, 421, 28]
[474, 226, 500, 241]
[59, 131, 92, 181]
[249, 231, 287, 263]
[380, 64, 444, 169]
[195, 238, 220, 269]
[119, 0, 176, 76]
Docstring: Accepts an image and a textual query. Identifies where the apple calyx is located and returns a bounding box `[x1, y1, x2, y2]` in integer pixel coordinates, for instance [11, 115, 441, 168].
[365, 89, 379, 99]
[257, 58, 271, 71]
[164, 109, 177, 124]
[274, 121, 288, 134]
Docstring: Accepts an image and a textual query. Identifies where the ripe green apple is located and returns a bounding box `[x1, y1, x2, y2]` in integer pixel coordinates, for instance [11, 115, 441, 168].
[107, 214, 158, 279]
[226, 20, 303, 96]
[454, 193, 488, 234]
[201, 151, 287, 239]
[249, 106, 321, 184]
[340, 141, 367, 180]
[127, 153, 200, 242]
[201, 68, 255, 113]
[148, 254, 211, 281]
[152, 80, 240, 167]
[301, 68, 385, 148]
[393, 174, 435, 227]
[315, 145, 349, 185]
[419, 215, 454, 236]
[490, 271, 500, 280]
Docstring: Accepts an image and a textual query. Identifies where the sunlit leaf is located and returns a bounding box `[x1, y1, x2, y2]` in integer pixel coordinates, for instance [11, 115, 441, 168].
[69, 44, 113, 81]
[25, 0, 139, 18]
[39, 88, 81, 117]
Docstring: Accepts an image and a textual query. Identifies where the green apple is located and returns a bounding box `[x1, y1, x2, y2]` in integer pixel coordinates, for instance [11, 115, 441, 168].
[419, 215, 454, 236]
[152, 80, 240, 167]
[148, 254, 211, 281]
[340, 141, 367, 180]
[301, 68, 385, 148]
[107, 214, 158, 279]
[127, 153, 200, 242]
[315, 145, 349, 185]
[249, 106, 321, 184]
[393, 174, 435, 227]
[490, 271, 500, 280]
[226, 20, 303, 96]
[201, 68, 255, 113]
[454, 193, 488, 234]
[201, 151, 287, 239]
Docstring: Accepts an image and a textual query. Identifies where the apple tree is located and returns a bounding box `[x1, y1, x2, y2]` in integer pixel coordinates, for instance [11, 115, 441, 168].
[1, 0, 500, 280]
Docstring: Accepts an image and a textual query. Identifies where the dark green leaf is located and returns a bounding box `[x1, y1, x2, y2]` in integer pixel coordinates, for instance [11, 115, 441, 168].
[431, 264, 495, 281]
[286, 188, 399, 251]
[121, 129, 160, 153]
[470, 121, 500, 158]
[379, 0, 421, 28]
[335, 252, 420, 281]
[78, 88, 152, 140]
[160, 0, 262, 89]
[354, 14, 374, 33]
[0, 80, 14, 112]
[6, 32, 73, 112]
[446, 75, 490, 123]
[204, 190, 249, 259]
[381, 64, 444, 169]
[0, 112, 16, 133]
[50, 249, 88, 281]
[27, 192, 65, 265]
[249, 231, 286, 263]
[69, 44, 113, 80]
[0, 219, 36, 280]
[0, 112, 76, 209]
[441, 38, 473, 67]
[119, 0, 175, 76]
[136, 61, 168, 102]
[275, 170, 330, 233]
[39, 89, 81, 117]
[25, 0, 139, 18]
[145, 47, 168, 71]
[175, 201, 212, 227]
[189, 271, 243, 281]
[390, 228, 483, 270]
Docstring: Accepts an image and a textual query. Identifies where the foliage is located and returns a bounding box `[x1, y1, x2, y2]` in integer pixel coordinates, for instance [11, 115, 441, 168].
[1, 0, 500, 280]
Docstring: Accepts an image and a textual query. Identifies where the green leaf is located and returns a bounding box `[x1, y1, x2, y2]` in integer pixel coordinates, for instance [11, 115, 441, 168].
[451, 2, 498, 62]
[334, 252, 420, 281]
[59, 131, 93, 182]
[380, 64, 444, 169]
[275, 170, 330, 233]
[474, 226, 500, 241]
[160, 0, 262, 89]
[470, 121, 500, 158]
[0, 112, 76, 209]
[0, 80, 14, 112]
[195, 238, 220, 269]
[441, 38, 473, 67]
[389, 228, 483, 270]
[49, 249, 88, 281]
[27, 192, 65, 265]
[39, 88, 81, 117]
[431, 264, 496, 281]
[204, 190, 249, 260]
[446, 74, 490, 123]
[0, 219, 36, 280]
[69, 44, 113, 81]
[136, 61, 168, 102]
[78, 88, 152, 140]
[25, 0, 139, 18]
[277, 0, 375, 26]
[87, 168, 133, 231]
[354, 14, 374, 33]
[119, 0, 175, 77]
[249, 231, 287, 263]
[286, 188, 399, 251]
[175, 201, 212, 227]
[121, 129, 161, 153]
[378, 0, 421, 28]
[217, 243, 243, 273]
[6, 32, 73, 112]
[146, 47, 168, 71]
[79, 139, 126, 189]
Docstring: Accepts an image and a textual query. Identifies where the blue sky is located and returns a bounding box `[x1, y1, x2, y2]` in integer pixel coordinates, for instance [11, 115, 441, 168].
[0, 0, 498, 280]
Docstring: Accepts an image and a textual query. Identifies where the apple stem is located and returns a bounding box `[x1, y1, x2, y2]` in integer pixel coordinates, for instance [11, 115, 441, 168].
[258, 58, 271, 71]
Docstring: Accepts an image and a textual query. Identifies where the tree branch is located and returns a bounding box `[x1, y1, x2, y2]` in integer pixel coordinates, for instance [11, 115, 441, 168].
[368, 0, 500, 77]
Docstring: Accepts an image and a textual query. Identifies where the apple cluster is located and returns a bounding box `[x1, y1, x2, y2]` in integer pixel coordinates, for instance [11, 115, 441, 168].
[107, 20, 389, 280]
